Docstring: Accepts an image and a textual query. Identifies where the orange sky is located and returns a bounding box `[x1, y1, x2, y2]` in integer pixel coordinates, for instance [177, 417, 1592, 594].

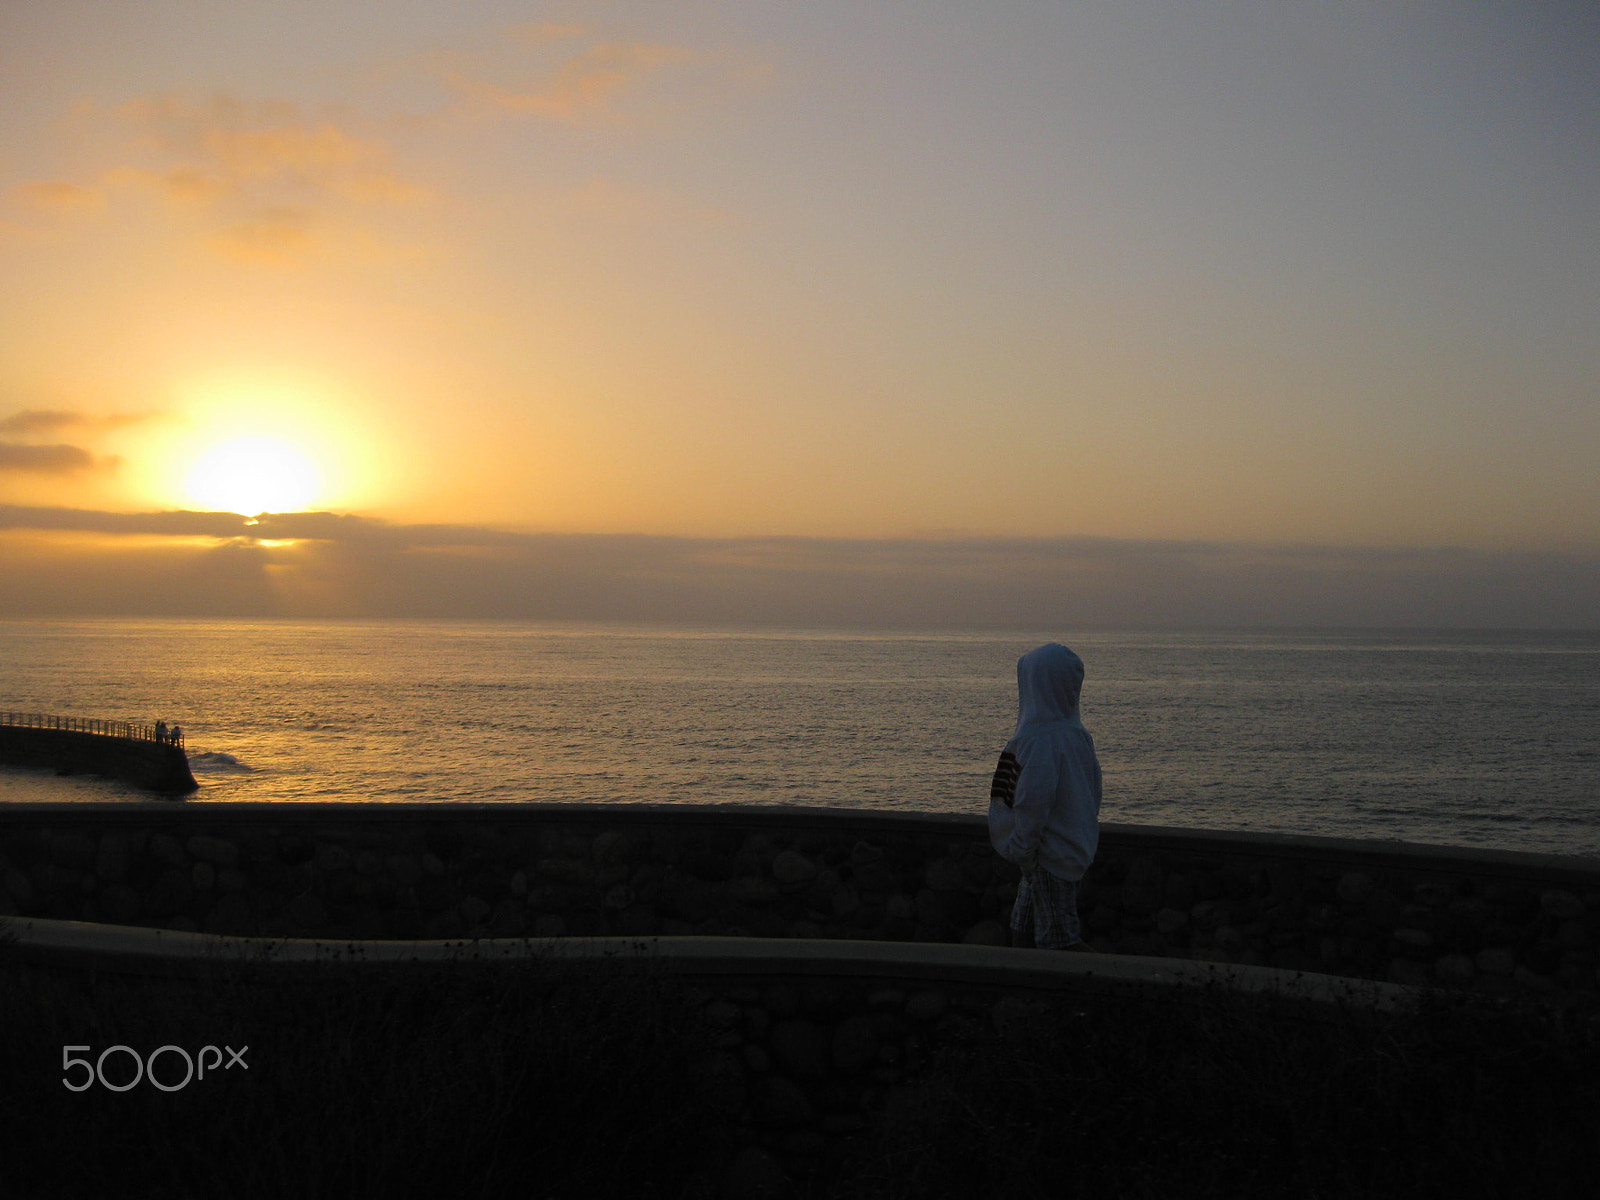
[2, 2, 1597, 624]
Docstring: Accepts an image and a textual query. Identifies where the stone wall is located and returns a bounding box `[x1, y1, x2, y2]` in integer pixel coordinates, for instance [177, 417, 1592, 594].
[2, 802, 1597, 1000]
[3, 920, 1409, 1195]
[650, 960, 1361, 1191]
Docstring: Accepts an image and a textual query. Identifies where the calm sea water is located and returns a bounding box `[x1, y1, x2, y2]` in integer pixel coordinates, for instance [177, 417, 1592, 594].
[1, 619, 1597, 857]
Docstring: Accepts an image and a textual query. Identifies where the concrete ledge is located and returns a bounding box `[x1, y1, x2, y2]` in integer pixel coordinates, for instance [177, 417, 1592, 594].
[2, 915, 1420, 1012]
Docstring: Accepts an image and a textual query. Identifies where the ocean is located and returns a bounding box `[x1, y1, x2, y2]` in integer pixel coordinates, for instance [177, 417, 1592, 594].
[1, 619, 1596, 857]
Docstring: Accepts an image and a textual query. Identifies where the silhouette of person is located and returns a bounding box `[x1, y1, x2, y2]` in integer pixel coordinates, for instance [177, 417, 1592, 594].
[155, 720, 168, 744]
[987, 643, 1103, 951]
[171, 725, 183, 746]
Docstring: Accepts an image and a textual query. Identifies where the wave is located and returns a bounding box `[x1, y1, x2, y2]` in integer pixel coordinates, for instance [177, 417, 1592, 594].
[187, 751, 253, 773]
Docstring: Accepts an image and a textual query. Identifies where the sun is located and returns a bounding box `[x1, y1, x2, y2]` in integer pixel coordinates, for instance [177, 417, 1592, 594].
[184, 436, 323, 515]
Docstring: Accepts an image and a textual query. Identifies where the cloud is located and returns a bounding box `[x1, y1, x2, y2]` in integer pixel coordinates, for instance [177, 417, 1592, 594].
[0, 505, 248, 535]
[11, 180, 106, 214]
[430, 23, 770, 128]
[0, 505, 1595, 628]
[0, 409, 155, 434]
[0, 445, 121, 475]
[204, 206, 316, 266]
[438, 39, 691, 122]
[115, 93, 412, 196]
[8, 93, 428, 265]
[6, 21, 766, 263]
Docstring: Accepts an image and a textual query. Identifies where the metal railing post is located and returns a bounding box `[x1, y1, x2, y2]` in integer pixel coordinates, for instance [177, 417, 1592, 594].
[1, 710, 185, 745]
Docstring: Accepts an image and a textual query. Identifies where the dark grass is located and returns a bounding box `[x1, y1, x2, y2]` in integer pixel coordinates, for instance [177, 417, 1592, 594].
[3, 927, 1598, 1200]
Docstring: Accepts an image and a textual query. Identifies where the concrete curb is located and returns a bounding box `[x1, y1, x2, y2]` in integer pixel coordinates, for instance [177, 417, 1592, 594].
[2, 915, 1420, 1012]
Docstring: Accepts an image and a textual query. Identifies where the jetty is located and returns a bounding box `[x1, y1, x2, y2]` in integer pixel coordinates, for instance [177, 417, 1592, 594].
[0, 712, 197, 795]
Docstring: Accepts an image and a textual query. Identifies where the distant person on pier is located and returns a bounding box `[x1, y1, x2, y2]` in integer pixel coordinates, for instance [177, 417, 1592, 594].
[987, 643, 1102, 951]
[155, 721, 168, 743]
[171, 725, 183, 746]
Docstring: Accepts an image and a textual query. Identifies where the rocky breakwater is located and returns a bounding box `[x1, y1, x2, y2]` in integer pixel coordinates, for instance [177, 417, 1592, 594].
[0, 725, 195, 794]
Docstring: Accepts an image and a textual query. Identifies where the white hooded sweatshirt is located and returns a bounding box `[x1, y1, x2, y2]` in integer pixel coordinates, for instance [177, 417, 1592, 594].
[987, 643, 1102, 882]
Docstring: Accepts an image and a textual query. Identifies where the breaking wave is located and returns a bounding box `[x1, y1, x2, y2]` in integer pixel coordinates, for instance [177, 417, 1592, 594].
[187, 751, 253, 773]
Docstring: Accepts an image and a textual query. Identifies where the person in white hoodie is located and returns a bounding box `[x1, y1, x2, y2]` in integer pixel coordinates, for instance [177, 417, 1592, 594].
[987, 643, 1102, 950]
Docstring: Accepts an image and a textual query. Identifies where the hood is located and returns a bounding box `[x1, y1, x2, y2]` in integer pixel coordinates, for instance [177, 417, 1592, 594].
[1014, 642, 1085, 733]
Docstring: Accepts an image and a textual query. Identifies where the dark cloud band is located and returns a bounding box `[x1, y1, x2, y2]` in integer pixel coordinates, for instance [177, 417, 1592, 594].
[0, 443, 121, 474]
[0, 410, 154, 434]
[0, 504, 1596, 628]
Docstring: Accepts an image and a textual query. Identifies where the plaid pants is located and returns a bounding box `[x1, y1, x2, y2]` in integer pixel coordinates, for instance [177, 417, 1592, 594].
[1010, 870, 1083, 949]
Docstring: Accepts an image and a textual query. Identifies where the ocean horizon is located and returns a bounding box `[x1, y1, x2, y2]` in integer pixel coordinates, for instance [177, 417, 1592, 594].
[2, 617, 1596, 858]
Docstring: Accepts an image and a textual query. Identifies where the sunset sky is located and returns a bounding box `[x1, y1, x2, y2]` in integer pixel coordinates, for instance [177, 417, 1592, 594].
[2, 1, 1597, 626]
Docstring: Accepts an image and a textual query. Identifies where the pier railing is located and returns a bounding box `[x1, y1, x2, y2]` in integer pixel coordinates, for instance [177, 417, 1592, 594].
[0, 711, 185, 749]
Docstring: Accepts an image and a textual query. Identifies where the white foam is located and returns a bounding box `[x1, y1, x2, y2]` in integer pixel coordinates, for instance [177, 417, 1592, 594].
[187, 751, 252, 772]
